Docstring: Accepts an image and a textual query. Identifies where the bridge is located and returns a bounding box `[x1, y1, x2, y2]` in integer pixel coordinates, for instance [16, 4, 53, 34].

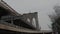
[0, 0, 53, 34]
[1, 15, 38, 30]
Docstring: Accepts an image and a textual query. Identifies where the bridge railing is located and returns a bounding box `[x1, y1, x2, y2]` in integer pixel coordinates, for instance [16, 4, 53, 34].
[0, 20, 21, 29]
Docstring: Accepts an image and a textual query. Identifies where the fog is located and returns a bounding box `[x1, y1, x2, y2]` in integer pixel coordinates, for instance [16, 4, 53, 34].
[4, 0, 60, 30]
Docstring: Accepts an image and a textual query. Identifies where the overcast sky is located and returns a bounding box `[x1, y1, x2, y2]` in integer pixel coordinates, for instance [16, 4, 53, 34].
[3, 0, 60, 30]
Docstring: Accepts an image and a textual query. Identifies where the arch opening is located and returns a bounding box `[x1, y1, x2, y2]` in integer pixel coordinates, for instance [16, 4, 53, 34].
[27, 18, 30, 23]
[32, 18, 36, 28]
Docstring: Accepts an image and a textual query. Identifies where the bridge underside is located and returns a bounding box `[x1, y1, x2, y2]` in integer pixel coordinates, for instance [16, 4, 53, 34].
[0, 6, 36, 30]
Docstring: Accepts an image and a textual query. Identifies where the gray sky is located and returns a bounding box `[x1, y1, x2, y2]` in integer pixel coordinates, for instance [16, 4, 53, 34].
[4, 0, 60, 30]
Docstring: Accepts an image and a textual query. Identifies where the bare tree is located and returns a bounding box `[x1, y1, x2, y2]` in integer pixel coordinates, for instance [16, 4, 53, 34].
[49, 5, 60, 34]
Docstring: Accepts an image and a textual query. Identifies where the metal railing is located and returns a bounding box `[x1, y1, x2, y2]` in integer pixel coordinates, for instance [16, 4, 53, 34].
[0, 20, 21, 29]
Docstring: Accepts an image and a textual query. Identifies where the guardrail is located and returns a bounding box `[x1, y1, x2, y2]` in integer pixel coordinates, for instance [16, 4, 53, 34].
[0, 20, 20, 29]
